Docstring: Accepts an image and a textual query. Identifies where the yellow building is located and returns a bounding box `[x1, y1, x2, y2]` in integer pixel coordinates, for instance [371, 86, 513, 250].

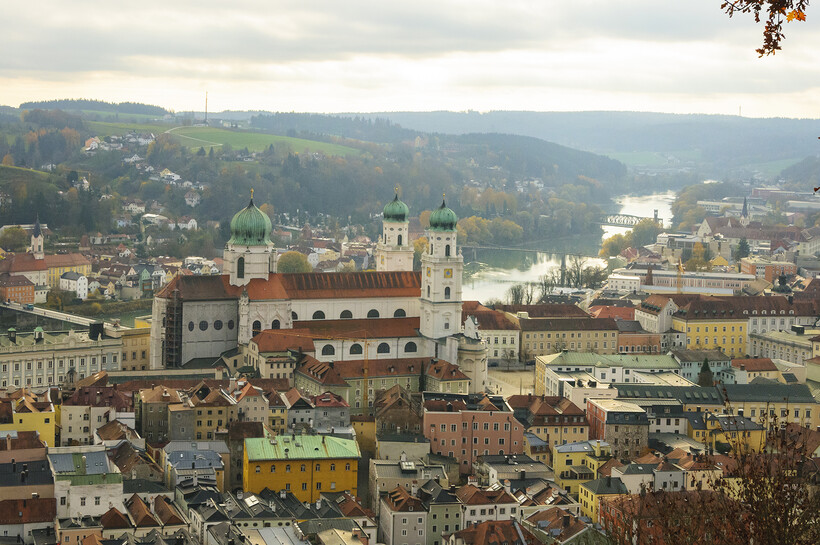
[579, 476, 628, 523]
[44, 254, 92, 288]
[243, 435, 359, 502]
[268, 392, 288, 435]
[520, 318, 619, 359]
[0, 394, 57, 446]
[351, 415, 376, 456]
[704, 413, 766, 454]
[672, 302, 746, 358]
[720, 383, 819, 431]
[119, 327, 151, 371]
[552, 440, 612, 495]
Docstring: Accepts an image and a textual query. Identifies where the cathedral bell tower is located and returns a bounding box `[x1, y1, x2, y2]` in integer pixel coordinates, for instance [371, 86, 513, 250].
[223, 190, 276, 287]
[419, 198, 462, 341]
[375, 192, 413, 272]
[31, 215, 44, 260]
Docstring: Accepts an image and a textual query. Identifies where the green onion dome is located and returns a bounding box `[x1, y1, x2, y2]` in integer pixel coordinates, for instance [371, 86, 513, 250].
[429, 198, 458, 231]
[383, 194, 409, 222]
[228, 196, 272, 245]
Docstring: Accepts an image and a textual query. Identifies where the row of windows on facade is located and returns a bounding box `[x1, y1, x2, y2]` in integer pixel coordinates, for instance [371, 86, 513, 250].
[320, 341, 417, 356]
[526, 341, 609, 350]
[1, 354, 112, 372]
[526, 332, 613, 339]
[433, 422, 515, 432]
[688, 337, 741, 345]
[491, 337, 515, 345]
[254, 462, 351, 473]
[425, 286, 452, 299]
[687, 326, 743, 333]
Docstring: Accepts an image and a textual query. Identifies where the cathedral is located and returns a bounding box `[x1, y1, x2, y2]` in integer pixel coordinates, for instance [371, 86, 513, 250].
[150, 193, 488, 393]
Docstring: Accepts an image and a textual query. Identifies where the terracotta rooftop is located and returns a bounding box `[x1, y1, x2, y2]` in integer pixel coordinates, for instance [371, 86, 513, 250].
[64, 387, 132, 410]
[251, 330, 316, 353]
[0, 498, 55, 524]
[456, 484, 517, 506]
[139, 385, 182, 404]
[731, 357, 778, 372]
[382, 485, 424, 512]
[125, 493, 160, 527]
[448, 520, 537, 545]
[100, 507, 131, 529]
[292, 317, 420, 339]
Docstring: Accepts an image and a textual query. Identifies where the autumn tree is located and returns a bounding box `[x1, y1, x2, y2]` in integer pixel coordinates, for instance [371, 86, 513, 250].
[277, 251, 312, 273]
[720, 1, 809, 55]
[604, 413, 820, 545]
[0, 226, 28, 251]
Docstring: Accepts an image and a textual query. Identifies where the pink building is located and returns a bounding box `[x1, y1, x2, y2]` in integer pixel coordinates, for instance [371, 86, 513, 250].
[422, 392, 524, 475]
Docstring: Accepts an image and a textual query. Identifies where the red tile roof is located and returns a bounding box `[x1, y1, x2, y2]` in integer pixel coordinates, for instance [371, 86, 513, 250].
[731, 357, 778, 372]
[156, 271, 421, 301]
[382, 486, 424, 512]
[449, 520, 537, 545]
[0, 498, 55, 524]
[44, 253, 90, 268]
[100, 507, 131, 529]
[311, 391, 349, 408]
[251, 330, 316, 353]
[456, 484, 517, 506]
[125, 493, 160, 527]
[64, 387, 132, 410]
[0, 253, 48, 273]
[292, 317, 420, 339]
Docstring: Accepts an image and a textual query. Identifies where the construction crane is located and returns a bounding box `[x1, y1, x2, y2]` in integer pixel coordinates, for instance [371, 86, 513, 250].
[676, 257, 685, 294]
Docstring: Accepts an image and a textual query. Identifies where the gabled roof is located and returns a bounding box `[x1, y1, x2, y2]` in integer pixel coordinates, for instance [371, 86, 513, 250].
[64, 387, 131, 410]
[448, 520, 537, 545]
[153, 496, 184, 526]
[731, 357, 778, 372]
[455, 484, 517, 506]
[382, 485, 424, 512]
[126, 494, 160, 527]
[100, 507, 131, 529]
[251, 331, 316, 353]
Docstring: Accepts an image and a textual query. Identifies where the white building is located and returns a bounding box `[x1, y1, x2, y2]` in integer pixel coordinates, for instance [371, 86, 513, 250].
[60, 271, 88, 300]
[49, 448, 123, 519]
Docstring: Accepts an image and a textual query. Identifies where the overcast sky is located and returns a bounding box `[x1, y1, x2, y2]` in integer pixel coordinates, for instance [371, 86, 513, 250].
[3, 1, 820, 117]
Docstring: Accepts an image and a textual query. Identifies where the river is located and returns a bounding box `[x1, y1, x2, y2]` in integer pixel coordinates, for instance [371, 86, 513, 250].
[461, 191, 676, 303]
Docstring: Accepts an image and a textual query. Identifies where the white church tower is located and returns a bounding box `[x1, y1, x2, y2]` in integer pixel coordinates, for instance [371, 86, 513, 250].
[376, 193, 414, 272]
[420, 198, 463, 345]
[223, 190, 276, 287]
[30, 215, 44, 260]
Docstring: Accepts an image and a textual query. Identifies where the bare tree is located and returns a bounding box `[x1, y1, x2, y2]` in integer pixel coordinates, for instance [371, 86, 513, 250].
[537, 269, 559, 301]
[507, 283, 525, 305]
[603, 412, 820, 545]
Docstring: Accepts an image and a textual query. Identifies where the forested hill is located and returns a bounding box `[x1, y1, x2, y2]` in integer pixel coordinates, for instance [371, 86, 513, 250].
[250, 113, 626, 182]
[19, 99, 169, 116]
[444, 133, 626, 182]
[352, 111, 820, 170]
[251, 113, 418, 144]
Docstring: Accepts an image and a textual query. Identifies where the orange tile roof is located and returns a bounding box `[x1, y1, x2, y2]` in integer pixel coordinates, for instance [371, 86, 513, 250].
[731, 357, 778, 372]
[0, 498, 55, 524]
[292, 317, 420, 339]
[456, 484, 517, 505]
[125, 493, 160, 527]
[449, 520, 537, 545]
[251, 330, 316, 353]
[0, 253, 48, 273]
[100, 507, 131, 529]
[44, 253, 90, 268]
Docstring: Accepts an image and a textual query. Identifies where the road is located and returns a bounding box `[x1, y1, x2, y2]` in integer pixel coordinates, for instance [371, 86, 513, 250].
[488, 368, 535, 397]
[2, 301, 130, 329]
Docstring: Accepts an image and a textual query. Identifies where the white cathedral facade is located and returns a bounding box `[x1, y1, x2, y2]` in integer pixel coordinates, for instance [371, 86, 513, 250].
[149, 193, 488, 393]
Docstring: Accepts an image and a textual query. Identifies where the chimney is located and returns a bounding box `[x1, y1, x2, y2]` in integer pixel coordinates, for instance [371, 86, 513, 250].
[411, 484, 418, 497]
[503, 479, 511, 494]
[315, 499, 322, 510]
[563, 515, 570, 528]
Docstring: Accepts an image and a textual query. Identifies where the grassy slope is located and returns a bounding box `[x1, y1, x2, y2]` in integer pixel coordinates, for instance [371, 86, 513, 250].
[0, 164, 56, 192]
[87, 121, 360, 157]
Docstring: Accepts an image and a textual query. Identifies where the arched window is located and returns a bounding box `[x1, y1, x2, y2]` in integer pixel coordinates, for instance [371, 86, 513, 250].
[445, 287, 451, 299]
[430, 244, 434, 254]
[312, 311, 325, 320]
[405, 342, 417, 353]
[291, 312, 298, 320]
[367, 309, 380, 318]
[427, 286, 431, 297]
[377, 343, 390, 354]
[394, 309, 406, 318]
[322, 345, 335, 356]
[237, 257, 245, 279]
[271, 320, 280, 330]
[252, 320, 262, 336]
[397, 234, 403, 246]
[350, 344, 363, 355]
[340, 310, 353, 319]
[445, 245, 451, 257]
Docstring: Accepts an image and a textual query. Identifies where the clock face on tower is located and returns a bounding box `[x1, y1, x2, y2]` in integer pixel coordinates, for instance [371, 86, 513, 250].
[444, 268, 453, 278]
